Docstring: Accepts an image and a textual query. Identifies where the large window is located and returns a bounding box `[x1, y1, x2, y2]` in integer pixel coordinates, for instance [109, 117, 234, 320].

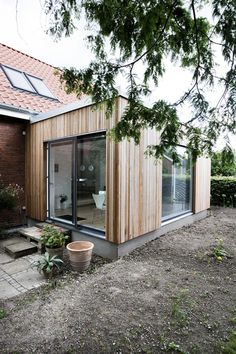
[48, 133, 106, 233]
[162, 148, 192, 221]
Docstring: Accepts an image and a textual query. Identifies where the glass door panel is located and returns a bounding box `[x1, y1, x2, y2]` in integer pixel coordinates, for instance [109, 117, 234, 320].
[76, 134, 106, 231]
[162, 147, 192, 221]
[49, 140, 73, 223]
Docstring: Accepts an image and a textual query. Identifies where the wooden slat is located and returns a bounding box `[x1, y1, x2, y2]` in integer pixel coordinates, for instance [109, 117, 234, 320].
[193, 157, 211, 213]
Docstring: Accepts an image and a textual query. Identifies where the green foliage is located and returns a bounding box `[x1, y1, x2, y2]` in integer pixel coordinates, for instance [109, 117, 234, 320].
[222, 332, 236, 354]
[0, 177, 23, 212]
[44, 0, 236, 161]
[211, 239, 230, 261]
[40, 225, 69, 248]
[211, 147, 236, 176]
[0, 308, 7, 319]
[211, 177, 236, 207]
[33, 252, 64, 276]
[171, 289, 189, 328]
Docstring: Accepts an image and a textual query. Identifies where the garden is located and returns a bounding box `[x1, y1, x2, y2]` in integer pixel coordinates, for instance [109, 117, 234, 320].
[0, 207, 235, 354]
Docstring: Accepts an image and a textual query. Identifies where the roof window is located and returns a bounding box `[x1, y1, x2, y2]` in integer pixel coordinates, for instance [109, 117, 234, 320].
[1, 65, 56, 99]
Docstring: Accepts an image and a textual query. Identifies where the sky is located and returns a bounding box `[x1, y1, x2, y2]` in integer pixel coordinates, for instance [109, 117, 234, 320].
[0, 0, 192, 101]
[0, 0, 235, 149]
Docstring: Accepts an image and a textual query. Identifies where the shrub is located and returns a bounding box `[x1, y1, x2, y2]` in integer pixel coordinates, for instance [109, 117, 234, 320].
[211, 177, 236, 207]
[0, 178, 23, 211]
[40, 225, 69, 249]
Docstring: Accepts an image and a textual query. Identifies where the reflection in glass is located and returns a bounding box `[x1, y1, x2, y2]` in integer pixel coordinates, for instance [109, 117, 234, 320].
[162, 148, 192, 220]
[49, 140, 73, 223]
[77, 135, 106, 231]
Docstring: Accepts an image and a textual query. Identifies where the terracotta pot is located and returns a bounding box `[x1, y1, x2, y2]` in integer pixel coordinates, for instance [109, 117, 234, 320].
[66, 241, 94, 272]
[46, 246, 64, 260]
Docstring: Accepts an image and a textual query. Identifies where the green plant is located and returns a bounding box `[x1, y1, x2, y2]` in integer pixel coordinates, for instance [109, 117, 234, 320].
[0, 308, 7, 319]
[211, 177, 236, 207]
[59, 194, 68, 203]
[40, 225, 69, 248]
[222, 331, 236, 354]
[0, 177, 24, 211]
[212, 239, 230, 261]
[33, 252, 64, 277]
[171, 289, 189, 327]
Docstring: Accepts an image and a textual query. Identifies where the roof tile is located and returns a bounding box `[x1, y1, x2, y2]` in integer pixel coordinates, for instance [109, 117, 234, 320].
[0, 43, 78, 113]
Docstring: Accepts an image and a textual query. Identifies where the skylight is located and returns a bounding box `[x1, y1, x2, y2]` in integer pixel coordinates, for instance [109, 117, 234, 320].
[2, 65, 35, 93]
[1, 65, 56, 99]
[26, 75, 55, 98]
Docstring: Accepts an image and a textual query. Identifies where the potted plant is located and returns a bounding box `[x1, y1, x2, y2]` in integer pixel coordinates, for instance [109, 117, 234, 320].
[40, 225, 69, 259]
[59, 194, 68, 209]
[33, 252, 64, 279]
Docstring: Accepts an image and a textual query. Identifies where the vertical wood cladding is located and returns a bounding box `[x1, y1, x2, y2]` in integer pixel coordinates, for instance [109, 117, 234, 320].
[193, 157, 211, 213]
[26, 97, 210, 244]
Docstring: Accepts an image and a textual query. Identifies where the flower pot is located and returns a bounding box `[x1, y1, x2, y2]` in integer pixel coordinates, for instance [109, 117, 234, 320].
[46, 246, 64, 260]
[66, 241, 94, 272]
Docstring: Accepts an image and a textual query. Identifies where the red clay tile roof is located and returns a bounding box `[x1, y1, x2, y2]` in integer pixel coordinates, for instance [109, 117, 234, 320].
[0, 43, 78, 113]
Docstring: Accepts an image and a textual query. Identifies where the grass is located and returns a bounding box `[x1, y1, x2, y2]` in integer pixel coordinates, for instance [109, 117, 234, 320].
[222, 332, 236, 354]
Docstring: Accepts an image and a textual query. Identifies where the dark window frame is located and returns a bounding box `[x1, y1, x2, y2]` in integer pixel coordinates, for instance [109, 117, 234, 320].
[47, 132, 106, 238]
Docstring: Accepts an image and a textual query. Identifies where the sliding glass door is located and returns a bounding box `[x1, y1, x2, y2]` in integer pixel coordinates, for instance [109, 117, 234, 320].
[48, 140, 73, 223]
[48, 133, 106, 232]
[162, 148, 192, 221]
[76, 135, 106, 230]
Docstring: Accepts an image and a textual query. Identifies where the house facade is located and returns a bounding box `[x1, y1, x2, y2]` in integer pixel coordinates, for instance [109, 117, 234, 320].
[26, 96, 211, 258]
[0, 43, 76, 227]
[0, 44, 211, 258]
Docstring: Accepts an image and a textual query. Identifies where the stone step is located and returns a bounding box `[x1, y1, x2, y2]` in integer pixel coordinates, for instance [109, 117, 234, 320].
[0, 236, 23, 250]
[19, 226, 43, 252]
[5, 240, 38, 259]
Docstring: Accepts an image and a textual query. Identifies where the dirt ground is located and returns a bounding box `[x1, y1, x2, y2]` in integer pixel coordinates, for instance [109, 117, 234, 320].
[0, 207, 235, 354]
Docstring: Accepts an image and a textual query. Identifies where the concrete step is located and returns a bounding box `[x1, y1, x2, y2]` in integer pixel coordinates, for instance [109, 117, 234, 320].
[5, 240, 38, 259]
[19, 226, 43, 252]
[0, 236, 23, 250]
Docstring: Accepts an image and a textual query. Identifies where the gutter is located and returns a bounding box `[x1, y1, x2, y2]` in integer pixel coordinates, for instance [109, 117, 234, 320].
[0, 103, 38, 120]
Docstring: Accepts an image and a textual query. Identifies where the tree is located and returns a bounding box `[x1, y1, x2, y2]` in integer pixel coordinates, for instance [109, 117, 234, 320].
[44, 0, 236, 162]
[211, 146, 236, 176]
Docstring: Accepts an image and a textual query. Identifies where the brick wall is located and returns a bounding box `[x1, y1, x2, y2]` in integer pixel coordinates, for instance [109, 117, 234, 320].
[0, 116, 27, 228]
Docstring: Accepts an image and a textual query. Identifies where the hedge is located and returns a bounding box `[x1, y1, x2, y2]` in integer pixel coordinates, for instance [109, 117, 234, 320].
[211, 176, 236, 207]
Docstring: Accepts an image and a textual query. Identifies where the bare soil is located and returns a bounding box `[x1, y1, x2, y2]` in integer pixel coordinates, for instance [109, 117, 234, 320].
[0, 207, 235, 354]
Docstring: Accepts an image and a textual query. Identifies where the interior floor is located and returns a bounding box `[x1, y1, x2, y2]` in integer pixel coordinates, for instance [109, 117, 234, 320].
[54, 204, 105, 231]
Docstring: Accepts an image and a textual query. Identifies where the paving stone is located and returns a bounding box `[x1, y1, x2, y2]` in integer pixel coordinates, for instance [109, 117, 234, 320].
[5, 241, 37, 258]
[0, 252, 14, 264]
[0, 280, 20, 299]
[12, 268, 45, 290]
[0, 237, 22, 249]
[19, 226, 42, 241]
[0, 258, 30, 275]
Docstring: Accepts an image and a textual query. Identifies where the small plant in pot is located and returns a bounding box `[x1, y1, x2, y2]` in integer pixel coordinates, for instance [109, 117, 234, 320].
[33, 252, 64, 279]
[59, 194, 68, 209]
[40, 225, 69, 259]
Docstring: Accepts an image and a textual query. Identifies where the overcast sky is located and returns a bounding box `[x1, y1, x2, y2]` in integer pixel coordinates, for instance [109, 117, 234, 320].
[0, 0, 192, 100]
[0, 0, 234, 149]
